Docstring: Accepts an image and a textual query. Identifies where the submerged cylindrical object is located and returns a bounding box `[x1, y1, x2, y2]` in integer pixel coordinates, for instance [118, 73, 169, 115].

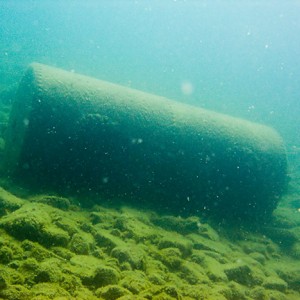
[3, 63, 287, 221]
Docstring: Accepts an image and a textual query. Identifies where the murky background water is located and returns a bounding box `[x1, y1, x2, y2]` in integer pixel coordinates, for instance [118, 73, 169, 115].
[1, 1, 299, 146]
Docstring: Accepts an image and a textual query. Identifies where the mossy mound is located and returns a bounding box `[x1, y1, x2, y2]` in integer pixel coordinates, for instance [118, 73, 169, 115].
[0, 186, 299, 299]
[0, 187, 24, 217]
[0, 203, 70, 247]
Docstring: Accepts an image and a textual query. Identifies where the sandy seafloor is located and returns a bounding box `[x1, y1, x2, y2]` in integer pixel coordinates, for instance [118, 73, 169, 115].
[0, 85, 300, 300]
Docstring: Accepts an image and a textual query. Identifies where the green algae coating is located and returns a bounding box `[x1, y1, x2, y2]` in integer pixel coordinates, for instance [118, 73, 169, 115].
[3, 62, 287, 222]
[0, 203, 70, 247]
[0, 187, 24, 216]
[0, 185, 299, 299]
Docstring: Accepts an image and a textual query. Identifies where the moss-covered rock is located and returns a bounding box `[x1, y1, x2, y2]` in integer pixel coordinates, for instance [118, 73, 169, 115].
[0, 284, 31, 300]
[143, 255, 169, 284]
[262, 276, 288, 292]
[72, 287, 99, 300]
[30, 282, 71, 298]
[249, 286, 269, 300]
[184, 283, 228, 300]
[51, 246, 74, 260]
[0, 273, 8, 289]
[0, 203, 70, 247]
[111, 244, 145, 270]
[114, 212, 158, 242]
[68, 232, 95, 255]
[30, 195, 71, 211]
[221, 281, 249, 300]
[0, 187, 24, 216]
[94, 226, 124, 251]
[159, 247, 183, 270]
[0, 245, 13, 264]
[157, 233, 193, 257]
[117, 296, 148, 300]
[67, 255, 102, 284]
[120, 270, 152, 294]
[67, 254, 120, 288]
[92, 265, 120, 288]
[248, 252, 267, 265]
[42, 226, 70, 247]
[19, 257, 40, 285]
[239, 238, 270, 257]
[95, 284, 132, 299]
[90, 206, 118, 227]
[290, 242, 300, 259]
[21, 240, 55, 261]
[150, 214, 201, 235]
[187, 233, 230, 255]
[199, 253, 228, 282]
[274, 263, 300, 291]
[160, 284, 182, 299]
[179, 261, 209, 285]
[34, 258, 63, 284]
[272, 207, 300, 228]
[152, 292, 174, 300]
[198, 223, 221, 241]
[0, 265, 25, 286]
[223, 262, 256, 286]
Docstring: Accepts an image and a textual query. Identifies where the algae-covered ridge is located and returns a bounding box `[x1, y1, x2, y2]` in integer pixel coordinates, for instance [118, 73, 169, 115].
[0, 185, 300, 300]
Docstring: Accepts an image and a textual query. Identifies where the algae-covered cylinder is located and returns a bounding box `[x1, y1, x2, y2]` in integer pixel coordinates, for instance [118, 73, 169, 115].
[3, 63, 287, 221]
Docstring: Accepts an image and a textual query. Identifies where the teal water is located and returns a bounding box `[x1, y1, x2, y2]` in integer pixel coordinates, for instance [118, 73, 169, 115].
[0, 1, 299, 146]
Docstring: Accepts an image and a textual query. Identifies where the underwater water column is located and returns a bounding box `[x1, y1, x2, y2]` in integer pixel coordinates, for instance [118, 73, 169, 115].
[3, 63, 287, 222]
